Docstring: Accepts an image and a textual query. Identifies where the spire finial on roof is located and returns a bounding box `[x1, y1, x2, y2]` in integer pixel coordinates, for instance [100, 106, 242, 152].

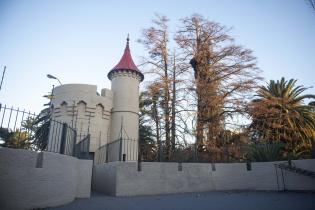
[107, 36, 144, 81]
[126, 34, 130, 48]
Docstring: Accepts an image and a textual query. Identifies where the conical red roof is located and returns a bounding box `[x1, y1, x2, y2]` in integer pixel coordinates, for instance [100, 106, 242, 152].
[108, 37, 144, 81]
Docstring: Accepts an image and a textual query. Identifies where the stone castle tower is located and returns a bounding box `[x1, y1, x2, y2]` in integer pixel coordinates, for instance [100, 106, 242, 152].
[107, 36, 144, 161]
[49, 37, 143, 162]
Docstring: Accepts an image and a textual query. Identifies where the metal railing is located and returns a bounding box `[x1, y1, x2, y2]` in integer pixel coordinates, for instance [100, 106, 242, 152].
[74, 134, 90, 159]
[46, 119, 78, 156]
[0, 104, 36, 131]
[95, 138, 138, 164]
[276, 163, 315, 178]
[46, 119, 90, 158]
[274, 162, 315, 191]
[0, 104, 37, 149]
[0, 104, 90, 159]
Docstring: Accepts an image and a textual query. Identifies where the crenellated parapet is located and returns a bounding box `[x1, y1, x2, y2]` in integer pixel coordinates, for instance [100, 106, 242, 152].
[108, 70, 143, 82]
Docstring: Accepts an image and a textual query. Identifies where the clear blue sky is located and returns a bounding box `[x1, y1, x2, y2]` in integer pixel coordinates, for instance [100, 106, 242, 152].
[0, 0, 314, 113]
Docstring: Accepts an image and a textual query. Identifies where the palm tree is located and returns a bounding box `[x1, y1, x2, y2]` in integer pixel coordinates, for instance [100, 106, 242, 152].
[0, 128, 32, 149]
[249, 77, 315, 158]
[32, 107, 51, 150]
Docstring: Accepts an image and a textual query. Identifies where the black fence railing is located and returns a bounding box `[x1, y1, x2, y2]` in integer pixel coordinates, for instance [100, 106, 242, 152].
[46, 119, 90, 158]
[47, 119, 79, 156]
[74, 134, 90, 159]
[0, 104, 90, 159]
[0, 104, 37, 131]
[95, 138, 138, 164]
[0, 104, 37, 149]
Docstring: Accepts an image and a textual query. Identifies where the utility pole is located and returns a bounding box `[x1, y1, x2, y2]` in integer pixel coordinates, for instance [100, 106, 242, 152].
[0, 66, 6, 92]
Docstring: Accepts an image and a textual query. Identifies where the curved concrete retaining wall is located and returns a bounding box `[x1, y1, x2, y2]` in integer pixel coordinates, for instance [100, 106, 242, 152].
[92, 160, 315, 196]
[0, 148, 93, 210]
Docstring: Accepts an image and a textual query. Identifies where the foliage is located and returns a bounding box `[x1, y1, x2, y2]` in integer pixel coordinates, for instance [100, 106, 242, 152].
[249, 77, 315, 158]
[0, 127, 10, 140]
[139, 91, 158, 161]
[246, 142, 285, 162]
[0, 127, 32, 149]
[0, 106, 51, 151]
[175, 14, 261, 152]
[138, 14, 190, 159]
[139, 124, 157, 161]
[307, 0, 315, 11]
[138, 14, 261, 162]
[175, 14, 261, 158]
[32, 107, 51, 150]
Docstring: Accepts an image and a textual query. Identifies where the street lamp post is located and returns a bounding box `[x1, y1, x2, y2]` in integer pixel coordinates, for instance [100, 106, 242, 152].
[43, 85, 55, 106]
[47, 74, 62, 85]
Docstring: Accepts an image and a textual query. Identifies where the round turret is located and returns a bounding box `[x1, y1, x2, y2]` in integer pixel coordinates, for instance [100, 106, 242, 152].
[108, 37, 144, 161]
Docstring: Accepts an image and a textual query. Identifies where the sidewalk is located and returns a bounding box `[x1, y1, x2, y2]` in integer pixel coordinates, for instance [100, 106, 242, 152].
[49, 191, 315, 210]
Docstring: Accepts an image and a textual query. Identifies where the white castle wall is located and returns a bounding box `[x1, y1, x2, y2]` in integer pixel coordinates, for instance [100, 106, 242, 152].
[92, 160, 315, 196]
[51, 84, 113, 152]
[109, 71, 141, 161]
[0, 147, 93, 210]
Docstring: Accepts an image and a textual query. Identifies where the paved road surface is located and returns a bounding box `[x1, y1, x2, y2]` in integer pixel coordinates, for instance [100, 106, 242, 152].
[49, 191, 315, 210]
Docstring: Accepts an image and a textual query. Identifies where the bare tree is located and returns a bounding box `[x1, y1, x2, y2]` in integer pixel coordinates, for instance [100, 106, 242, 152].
[138, 14, 261, 162]
[175, 14, 262, 158]
[139, 83, 163, 161]
[138, 14, 172, 159]
[307, 0, 315, 11]
[139, 14, 190, 160]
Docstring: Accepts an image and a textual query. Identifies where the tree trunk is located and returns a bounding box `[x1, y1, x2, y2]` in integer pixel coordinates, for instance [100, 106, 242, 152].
[164, 67, 171, 160]
[153, 100, 161, 161]
[171, 56, 176, 153]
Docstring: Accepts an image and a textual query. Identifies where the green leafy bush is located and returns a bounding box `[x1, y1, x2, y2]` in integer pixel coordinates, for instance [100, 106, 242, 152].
[246, 142, 285, 162]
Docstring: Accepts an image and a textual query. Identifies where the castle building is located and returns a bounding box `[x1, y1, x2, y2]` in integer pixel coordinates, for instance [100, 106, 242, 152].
[49, 37, 143, 161]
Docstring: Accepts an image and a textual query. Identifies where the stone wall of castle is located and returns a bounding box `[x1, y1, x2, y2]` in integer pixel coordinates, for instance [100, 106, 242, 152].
[51, 84, 113, 152]
[109, 70, 142, 161]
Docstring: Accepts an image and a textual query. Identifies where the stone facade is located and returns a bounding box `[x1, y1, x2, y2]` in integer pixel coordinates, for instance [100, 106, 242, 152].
[92, 160, 315, 196]
[50, 39, 143, 162]
[109, 71, 142, 161]
[0, 147, 93, 210]
[51, 84, 113, 152]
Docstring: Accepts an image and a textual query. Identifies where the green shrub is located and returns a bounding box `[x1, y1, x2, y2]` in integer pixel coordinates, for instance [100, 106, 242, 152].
[246, 142, 285, 162]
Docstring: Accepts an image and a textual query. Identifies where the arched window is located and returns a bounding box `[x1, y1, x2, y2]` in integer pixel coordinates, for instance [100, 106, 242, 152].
[77, 100, 87, 117]
[60, 101, 68, 116]
[96, 103, 104, 118]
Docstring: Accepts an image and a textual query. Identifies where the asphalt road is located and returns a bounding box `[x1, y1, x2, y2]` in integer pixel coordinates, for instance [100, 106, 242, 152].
[49, 191, 315, 210]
